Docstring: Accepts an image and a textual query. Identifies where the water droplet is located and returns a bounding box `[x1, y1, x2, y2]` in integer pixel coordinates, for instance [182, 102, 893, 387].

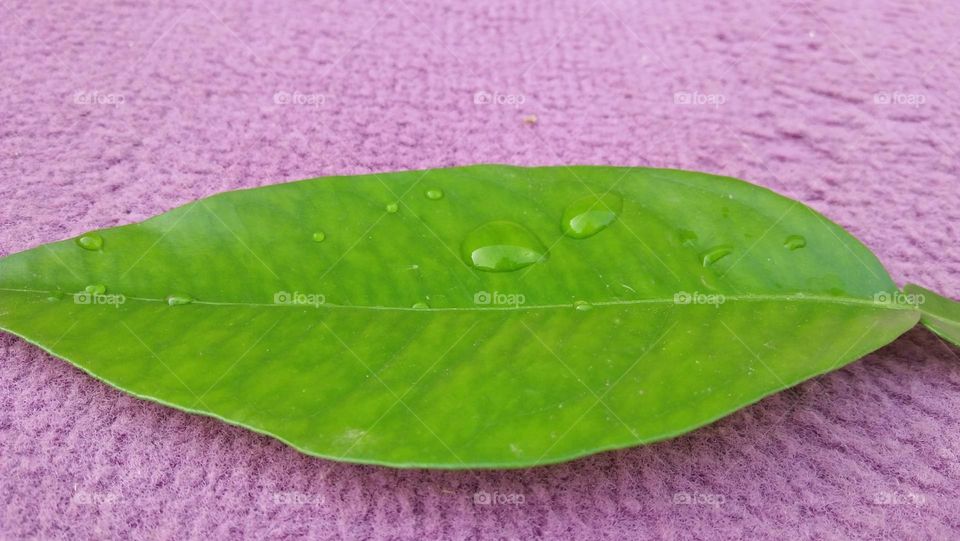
[678, 229, 698, 247]
[46, 291, 64, 302]
[574, 300, 593, 312]
[561, 193, 623, 239]
[76, 233, 103, 251]
[699, 271, 721, 290]
[461, 221, 548, 272]
[425, 189, 444, 200]
[385, 202, 399, 214]
[166, 294, 194, 306]
[85, 284, 106, 295]
[784, 235, 806, 250]
[312, 231, 326, 242]
[700, 246, 733, 267]
[412, 302, 429, 309]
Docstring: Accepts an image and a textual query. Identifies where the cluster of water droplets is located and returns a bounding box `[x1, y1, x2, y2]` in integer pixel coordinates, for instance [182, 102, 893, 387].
[68, 231, 199, 307]
[65, 189, 808, 310]
[459, 192, 626, 276]
[451, 190, 809, 312]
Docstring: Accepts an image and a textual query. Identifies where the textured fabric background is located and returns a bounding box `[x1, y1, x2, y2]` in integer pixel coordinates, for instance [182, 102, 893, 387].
[1, 1, 959, 539]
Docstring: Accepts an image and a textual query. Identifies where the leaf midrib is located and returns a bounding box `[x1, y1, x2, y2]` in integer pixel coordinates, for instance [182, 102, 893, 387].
[1, 287, 919, 313]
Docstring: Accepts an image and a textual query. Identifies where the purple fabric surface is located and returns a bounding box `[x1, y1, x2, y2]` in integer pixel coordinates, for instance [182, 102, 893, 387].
[2, 0, 959, 539]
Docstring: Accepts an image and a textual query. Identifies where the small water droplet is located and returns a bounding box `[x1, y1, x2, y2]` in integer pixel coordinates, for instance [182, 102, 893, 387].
[412, 302, 429, 309]
[425, 189, 444, 200]
[166, 294, 194, 306]
[46, 291, 64, 302]
[784, 235, 806, 250]
[76, 233, 103, 251]
[699, 271, 721, 290]
[574, 300, 593, 312]
[701, 246, 733, 267]
[561, 193, 623, 239]
[678, 229, 698, 247]
[312, 231, 326, 242]
[385, 202, 399, 214]
[461, 221, 548, 272]
[85, 284, 106, 295]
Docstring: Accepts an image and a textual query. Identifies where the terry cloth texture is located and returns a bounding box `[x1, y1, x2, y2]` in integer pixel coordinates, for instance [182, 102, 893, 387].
[1, 1, 959, 539]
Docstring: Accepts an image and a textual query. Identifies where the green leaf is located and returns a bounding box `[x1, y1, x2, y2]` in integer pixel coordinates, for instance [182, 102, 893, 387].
[0, 165, 927, 468]
[904, 284, 960, 346]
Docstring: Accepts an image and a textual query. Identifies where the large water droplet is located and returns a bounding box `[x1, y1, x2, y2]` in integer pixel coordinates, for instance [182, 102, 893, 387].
[385, 202, 399, 214]
[85, 284, 106, 295]
[76, 233, 103, 251]
[425, 189, 444, 200]
[166, 294, 194, 306]
[561, 193, 623, 239]
[461, 221, 548, 272]
[784, 235, 806, 250]
[700, 245, 733, 267]
[574, 300, 593, 312]
[312, 231, 326, 242]
[412, 302, 429, 309]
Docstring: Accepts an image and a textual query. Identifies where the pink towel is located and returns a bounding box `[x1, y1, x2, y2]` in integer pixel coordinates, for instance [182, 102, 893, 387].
[1, 1, 958, 538]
